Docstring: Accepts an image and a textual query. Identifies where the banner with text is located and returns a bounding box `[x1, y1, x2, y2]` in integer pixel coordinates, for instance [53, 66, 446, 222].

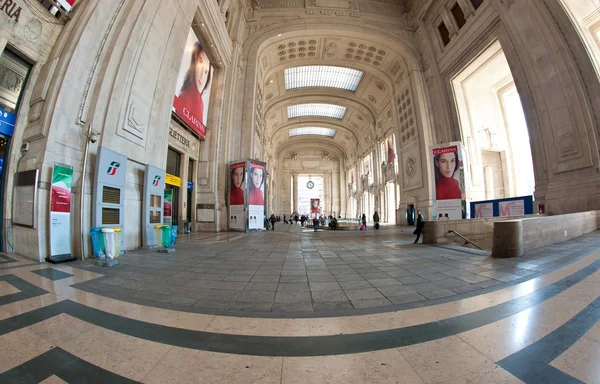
[50, 163, 73, 257]
[172, 28, 214, 139]
[432, 143, 467, 220]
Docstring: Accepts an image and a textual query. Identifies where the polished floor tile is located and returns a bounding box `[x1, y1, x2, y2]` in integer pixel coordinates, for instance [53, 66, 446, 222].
[142, 346, 282, 384]
[282, 349, 424, 384]
[399, 336, 494, 384]
[550, 332, 600, 383]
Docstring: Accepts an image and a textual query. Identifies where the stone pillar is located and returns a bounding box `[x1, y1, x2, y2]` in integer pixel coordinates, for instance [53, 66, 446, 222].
[292, 173, 298, 214]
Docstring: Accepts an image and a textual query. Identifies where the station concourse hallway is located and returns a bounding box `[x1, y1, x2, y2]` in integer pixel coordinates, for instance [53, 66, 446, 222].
[0, 226, 599, 383]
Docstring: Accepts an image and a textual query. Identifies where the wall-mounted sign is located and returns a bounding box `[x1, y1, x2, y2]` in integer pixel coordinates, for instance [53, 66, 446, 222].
[187, 181, 193, 191]
[1, 0, 22, 22]
[165, 173, 181, 187]
[169, 127, 190, 148]
[0, 109, 16, 136]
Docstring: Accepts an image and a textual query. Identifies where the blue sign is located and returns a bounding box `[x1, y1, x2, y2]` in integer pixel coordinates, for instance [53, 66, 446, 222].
[470, 195, 534, 218]
[187, 181, 193, 191]
[0, 109, 16, 137]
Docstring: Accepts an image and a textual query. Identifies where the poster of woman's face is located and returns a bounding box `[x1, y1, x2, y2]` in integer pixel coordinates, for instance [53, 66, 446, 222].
[432, 144, 465, 220]
[229, 162, 246, 206]
[172, 28, 214, 139]
[248, 161, 265, 207]
[310, 199, 320, 214]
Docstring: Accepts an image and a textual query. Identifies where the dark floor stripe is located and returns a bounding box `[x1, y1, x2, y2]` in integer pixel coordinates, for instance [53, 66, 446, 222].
[499, 297, 600, 384]
[0, 347, 136, 384]
[0, 274, 49, 306]
[0, 262, 40, 270]
[1, 259, 598, 357]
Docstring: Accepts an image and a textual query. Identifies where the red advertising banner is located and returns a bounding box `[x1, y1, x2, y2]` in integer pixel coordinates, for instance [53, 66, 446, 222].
[57, 0, 76, 11]
[172, 29, 214, 139]
[310, 199, 320, 214]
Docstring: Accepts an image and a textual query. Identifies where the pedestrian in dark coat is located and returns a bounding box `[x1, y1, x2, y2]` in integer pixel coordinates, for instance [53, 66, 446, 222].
[414, 210, 425, 243]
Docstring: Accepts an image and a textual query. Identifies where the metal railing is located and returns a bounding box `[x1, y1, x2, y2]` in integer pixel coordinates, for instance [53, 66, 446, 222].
[448, 230, 483, 250]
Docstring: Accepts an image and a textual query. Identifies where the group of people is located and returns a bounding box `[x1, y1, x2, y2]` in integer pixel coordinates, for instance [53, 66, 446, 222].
[359, 211, 380, 230]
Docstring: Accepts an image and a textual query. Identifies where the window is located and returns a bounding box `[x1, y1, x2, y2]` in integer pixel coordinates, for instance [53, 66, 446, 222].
[470, 0, 484, 10]
[438, 22, 451, 46]
[451, 3, 467, 29]
[287, 103, 347, 119]
[289, 127, 336, 137]
[284, 66, 364, 91]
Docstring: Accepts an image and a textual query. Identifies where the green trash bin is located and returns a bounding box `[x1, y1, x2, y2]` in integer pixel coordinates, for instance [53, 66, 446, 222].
[161, 225, 171, 248]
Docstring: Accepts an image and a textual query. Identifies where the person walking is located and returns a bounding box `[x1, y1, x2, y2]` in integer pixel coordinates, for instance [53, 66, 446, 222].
[269, 214, 276, 230]
[361, 213, 367, 230]
[414, 210, 425, 243]
[373, 211, 380, 230]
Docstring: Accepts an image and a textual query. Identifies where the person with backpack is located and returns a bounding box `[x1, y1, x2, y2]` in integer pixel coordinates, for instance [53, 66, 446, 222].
[414, 210, 425, 243]
[373, 211, 380, 230]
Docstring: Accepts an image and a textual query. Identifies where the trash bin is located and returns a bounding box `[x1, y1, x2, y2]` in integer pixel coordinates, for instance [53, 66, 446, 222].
[90, 227, 104, 258]
[113, 228, 121, 258]
[102, 228, 116, 259]
[161, 225, 171, 248]
[154, 225, 163, 248]
[170, 225, 178, 247]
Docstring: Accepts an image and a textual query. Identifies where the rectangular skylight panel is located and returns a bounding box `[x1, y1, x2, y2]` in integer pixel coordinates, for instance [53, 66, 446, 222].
[285, 66, 363, 91]
[287, 104, 347, 119]
[289, 127, 336, 138]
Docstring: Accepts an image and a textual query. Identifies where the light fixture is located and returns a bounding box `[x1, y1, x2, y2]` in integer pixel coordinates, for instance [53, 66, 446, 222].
[201, 22, 205, 26]
[210, 43, 214, 47]
[277, 33, 282, 37]
[288, 104, 347, 119]
[285, 66, 364, 91]
[269, 79, 274, 84]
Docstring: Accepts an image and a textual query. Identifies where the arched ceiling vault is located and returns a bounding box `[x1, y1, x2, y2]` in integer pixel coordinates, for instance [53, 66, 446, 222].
[276, 138, 348, 163]
[245, 19, 421, 165]
[271, 120, 359, 157]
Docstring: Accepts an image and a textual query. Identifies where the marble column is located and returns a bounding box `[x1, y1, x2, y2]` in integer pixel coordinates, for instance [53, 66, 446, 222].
[292, 173, 298, 214]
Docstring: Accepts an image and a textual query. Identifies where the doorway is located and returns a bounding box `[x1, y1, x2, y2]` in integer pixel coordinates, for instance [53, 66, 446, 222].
[0, 49, 32, 252]
[452, 41, 535, 202]
[166, 147, 181, 226]
[385, 182, 396, 224]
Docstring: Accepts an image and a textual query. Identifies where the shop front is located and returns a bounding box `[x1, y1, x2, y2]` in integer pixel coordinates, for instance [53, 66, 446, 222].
[167, 121, 199, 233]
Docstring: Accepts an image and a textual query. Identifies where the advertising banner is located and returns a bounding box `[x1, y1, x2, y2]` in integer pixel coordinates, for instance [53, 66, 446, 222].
[57, 0, 76, 11]
[499, 199, 525, 217]
[470, 196, 533, 218]
[310, 198, 320, 214]
[474, 202, 493, 218]
[248, 160, 266, 230]
[229, 161, 246, 230]
[432, 143, 466, 220]
[172, 28, 214, 139]
[50, 163, 73, 257]
[164, 189, 173, 221]
[386, 136, 395, 164]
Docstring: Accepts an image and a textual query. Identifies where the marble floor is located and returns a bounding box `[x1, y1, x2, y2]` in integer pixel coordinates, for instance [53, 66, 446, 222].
[71, 225, 600, 316]
[0, 227, 599, 383]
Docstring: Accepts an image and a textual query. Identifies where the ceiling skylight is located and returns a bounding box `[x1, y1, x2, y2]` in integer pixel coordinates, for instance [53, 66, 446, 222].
[285, 66, 364, 91]
[288, 104, 347, 119]
[289, 127, 336, 138]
